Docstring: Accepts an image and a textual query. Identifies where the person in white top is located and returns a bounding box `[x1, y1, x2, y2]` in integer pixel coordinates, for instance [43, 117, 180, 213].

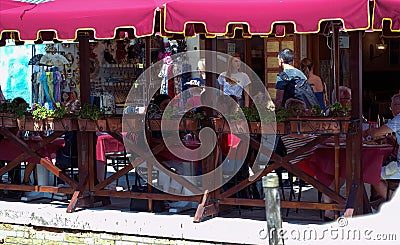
[217, 53, 251, 107]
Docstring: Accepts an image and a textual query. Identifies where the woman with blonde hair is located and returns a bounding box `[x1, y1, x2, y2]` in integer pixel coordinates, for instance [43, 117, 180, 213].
[217, 53, 250, 107]
[300, 58, 327, 108]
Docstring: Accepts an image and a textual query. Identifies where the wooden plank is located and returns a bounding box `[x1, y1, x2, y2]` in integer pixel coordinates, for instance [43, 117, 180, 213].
[78, 33, 90, 104]
[93, 158, 140, 191]
[250, 137, 283, 164]
[0, 129, 77, 188]
[222, 135, 338, 204]
[334, 135, 340, 193]
[0, 130, 63, 176]
[279, 160, 346, 204]
[346, 134, 353, 197]
[193, 190, 209, 223]
[88, 132, 96, 190]
[147, 160, 153, 212]
[94, 189, 202, 202]
[345, 181, 358, 213]
[0, 183, 74, 194]
[221, 198, 345, 211]
[38, 155, 78, 189]
[220, 163, 277, 199]
[67, 173, 88, 213]
[202, 204, 219, 219]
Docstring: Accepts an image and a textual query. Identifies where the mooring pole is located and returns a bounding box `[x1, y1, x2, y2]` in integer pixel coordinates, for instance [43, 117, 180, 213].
[263, 173, 284, 245]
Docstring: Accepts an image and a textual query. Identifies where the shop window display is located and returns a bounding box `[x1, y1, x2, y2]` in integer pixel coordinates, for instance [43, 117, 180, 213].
[1, 37, 191, 114]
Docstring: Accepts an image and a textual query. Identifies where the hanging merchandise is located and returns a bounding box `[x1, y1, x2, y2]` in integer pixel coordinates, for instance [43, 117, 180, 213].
[38, 70, 52, 104]
[27, 43, 80, 105]
[63, 52, 75, 86]
[53, 67, 62, 102]
[158, 55, 173, 95]
[40, 53, 69, 70]
[40, 44, 69, 70]
[28, 54, 44, 66]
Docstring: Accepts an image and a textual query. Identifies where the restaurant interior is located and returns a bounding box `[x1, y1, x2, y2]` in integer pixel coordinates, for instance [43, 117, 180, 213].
[0, 0, 399, 225]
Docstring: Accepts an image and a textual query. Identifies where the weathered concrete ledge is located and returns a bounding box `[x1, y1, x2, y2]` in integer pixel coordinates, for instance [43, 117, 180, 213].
[0, 200, 267, 244]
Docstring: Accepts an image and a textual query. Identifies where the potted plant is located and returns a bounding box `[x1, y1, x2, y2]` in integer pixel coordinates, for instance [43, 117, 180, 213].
[241, 106, 287, 135]
[0, 99, 28, 128]
[265, 108, 288, 135]
[45, 103, 78, 131]
[288, 103, 351, 134]
[17, 103, 50, 131]
[147, 107, 202, 132]
[211, 106, 249, 134]
[77, 103, 106, 131]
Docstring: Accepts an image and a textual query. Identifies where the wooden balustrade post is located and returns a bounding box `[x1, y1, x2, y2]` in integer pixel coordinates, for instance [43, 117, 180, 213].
[263, 173, 284, 245]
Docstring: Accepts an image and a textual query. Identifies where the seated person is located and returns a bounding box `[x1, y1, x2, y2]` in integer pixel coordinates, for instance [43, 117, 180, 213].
[217, 95, 245, 175]
[281, 99, 318, 167]
[215, 95, 260, 198]
[185, 78, 204, 109]
[321, 86, 352, 218]
[365, 93, 400, 200]
[280, 99, 318, 189]
[145, 94, 191, 194]
[331, 86, 352, 111]
[54, 100, 80, 187]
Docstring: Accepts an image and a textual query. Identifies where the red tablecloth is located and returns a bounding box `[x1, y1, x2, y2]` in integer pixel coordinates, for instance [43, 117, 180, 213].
[309, 145, 392, 186]
[95, 132, 203, 176]
[0, 137, 64, 163]
[156, 140, 201, 163]
[96, 133, 125, 164]
[96, 133, 201, 164]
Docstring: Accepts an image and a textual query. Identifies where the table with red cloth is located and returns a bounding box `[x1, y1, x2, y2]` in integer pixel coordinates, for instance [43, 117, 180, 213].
[309, 145, 392, 187]
[0, 137, 64, 163]
[96, 133, 125, 164]
[96, 132, 201, 164]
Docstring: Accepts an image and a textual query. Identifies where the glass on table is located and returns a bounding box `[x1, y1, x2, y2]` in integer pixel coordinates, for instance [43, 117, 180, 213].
[368, 122, 379, 129]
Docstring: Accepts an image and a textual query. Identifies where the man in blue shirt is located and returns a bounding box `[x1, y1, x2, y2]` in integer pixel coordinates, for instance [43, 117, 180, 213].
[275, 48, 307, 108]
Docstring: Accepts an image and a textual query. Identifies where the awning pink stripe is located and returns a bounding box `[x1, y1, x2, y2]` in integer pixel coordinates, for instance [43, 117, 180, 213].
[164, 0, 370, 35]
[0, 0, 162, 40]
[373, 0, 400, 31]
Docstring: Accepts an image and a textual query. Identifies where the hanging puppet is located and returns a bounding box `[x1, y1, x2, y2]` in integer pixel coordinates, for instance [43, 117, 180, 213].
[158, 55, 173, 95]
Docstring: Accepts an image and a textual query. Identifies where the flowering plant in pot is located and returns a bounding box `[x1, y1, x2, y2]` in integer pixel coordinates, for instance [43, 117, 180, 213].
[45, 103, 78, 131]
[77, 103, 106, 131]
[21, 102, 75, 131]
